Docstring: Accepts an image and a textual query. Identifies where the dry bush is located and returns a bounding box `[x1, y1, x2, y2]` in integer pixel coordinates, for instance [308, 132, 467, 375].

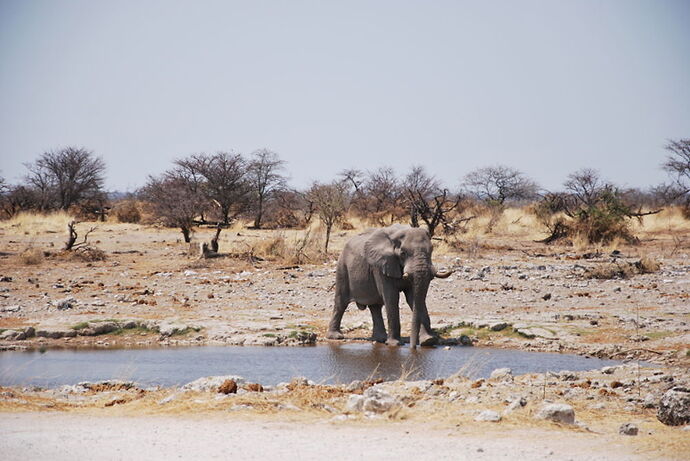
[111, 200, 141, 223]
[67, 246, 107, 262]
[251, 229, 327, 265]
[585, 256, 660, 279]
[635, 255, 661, 274]
[17, 247, 45, 265]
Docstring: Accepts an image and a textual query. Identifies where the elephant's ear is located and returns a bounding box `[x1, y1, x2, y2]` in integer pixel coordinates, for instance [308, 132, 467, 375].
[365, 229, 402, 279]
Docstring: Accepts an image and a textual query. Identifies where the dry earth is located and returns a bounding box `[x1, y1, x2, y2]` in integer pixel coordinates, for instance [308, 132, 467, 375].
[1, 213, 689, 459]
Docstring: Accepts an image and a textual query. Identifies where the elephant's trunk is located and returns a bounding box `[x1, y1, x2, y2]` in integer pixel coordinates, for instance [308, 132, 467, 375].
[409, 275, 430, 349]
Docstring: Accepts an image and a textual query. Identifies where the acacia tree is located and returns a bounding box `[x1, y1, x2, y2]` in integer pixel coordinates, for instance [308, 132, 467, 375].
[308, 181, 349, 252]
[463, 165, 538, 205]
[661, 139, 690, 214]
[247, 149, 287, 228]
[200, 152, 250, 225]
[25, 147, 106, 211]
[174, 152, 250, 225]
[402, 165, 441, 227]
[140, 175, 205, 242]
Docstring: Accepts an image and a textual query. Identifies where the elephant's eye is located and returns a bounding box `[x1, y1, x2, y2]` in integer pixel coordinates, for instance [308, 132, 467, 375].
[399, 249, 407, 257]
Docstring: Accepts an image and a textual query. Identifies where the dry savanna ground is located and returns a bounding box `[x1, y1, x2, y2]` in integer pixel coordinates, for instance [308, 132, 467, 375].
[1, 208, 689, 460]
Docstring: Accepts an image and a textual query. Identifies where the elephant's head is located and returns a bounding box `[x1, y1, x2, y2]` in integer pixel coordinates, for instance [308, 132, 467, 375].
[364, 224, 451, 347]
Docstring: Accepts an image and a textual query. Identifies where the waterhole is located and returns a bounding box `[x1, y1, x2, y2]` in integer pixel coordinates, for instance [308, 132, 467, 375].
[1, 344, 626, 387]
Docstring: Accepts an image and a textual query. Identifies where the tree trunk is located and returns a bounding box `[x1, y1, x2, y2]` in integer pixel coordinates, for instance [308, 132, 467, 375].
[325, 224, 332, 252]
[181, 226, 191, 243]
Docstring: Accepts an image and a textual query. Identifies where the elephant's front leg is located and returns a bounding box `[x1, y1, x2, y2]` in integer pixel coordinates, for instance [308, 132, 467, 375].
[368, 304, 387, 343]
[382, 290, 403, 346]
[404, 289, 437, 346]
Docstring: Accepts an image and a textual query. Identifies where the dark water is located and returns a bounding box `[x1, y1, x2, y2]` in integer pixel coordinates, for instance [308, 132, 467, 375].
[0, 344, 626, 388]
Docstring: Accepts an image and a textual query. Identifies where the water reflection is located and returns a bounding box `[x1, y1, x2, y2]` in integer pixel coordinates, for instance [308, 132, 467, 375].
[0, 343, 627, 388]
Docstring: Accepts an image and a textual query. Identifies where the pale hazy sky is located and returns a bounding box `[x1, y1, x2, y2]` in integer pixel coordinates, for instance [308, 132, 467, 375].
[0, 0, 688, 192]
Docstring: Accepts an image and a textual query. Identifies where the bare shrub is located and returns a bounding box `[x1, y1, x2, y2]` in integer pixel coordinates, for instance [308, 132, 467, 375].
[111, 200, 141, 223]
[635, 256, 661, 274]
[252, 229, 326, 264]
[585, 257, 660, 279]
[307, 181, 349, 252]
[535, 169, 661, 245]
[18, 247, 45, 265]
[69, 246, 107, 262]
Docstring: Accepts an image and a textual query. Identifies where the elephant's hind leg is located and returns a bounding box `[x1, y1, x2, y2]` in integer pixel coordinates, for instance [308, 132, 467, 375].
[326, 265, 350, 340]
[368, 304, 387, 343]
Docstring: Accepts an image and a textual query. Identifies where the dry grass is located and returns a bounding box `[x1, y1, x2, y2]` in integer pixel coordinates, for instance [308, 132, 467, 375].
[0, 211, 75, 236]
[16, 247, 45, 265]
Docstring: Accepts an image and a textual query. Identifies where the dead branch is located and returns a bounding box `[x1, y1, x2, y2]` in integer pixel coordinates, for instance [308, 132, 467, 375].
[64, 221, 97, 250]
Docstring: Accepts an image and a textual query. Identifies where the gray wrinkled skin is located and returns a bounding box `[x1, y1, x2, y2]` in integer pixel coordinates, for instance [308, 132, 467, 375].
[326, 224, 449, 347]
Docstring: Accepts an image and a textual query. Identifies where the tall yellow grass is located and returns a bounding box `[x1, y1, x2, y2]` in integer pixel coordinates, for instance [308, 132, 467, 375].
[0, 211, 76, 236]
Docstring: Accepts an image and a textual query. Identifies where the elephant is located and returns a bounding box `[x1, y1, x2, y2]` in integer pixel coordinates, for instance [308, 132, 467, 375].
[326, 224, 452, 348]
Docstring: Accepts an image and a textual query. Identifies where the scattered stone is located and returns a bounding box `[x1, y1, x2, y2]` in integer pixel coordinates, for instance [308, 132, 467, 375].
[516, 327, 558, 340]
[657, 387, 690, 426]
[489, 322, 508, 331]
[490, 368, 513, 382]
[345, 394, 365, 412]
[459, 335, 472, 346]
[0, 276, 12, 282]
[601, 366, 618, 375]
[244, 383, 263, 392]
[54, 297, 77, 310]
[542, 293, 552, 301]
[475, 410, 501, 422]
[1, 305, 20, 313]
[218, 379, 238, 394]
[181, 375, 245, 392]
[619, 423, 638, 436]
[361, 386, 400, 413]
[535, 403, 575, 424]
[504, 397, 527, 414]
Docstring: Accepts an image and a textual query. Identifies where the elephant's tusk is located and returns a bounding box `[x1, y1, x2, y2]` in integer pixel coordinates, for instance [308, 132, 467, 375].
[434, 269, 453, 279]
[402, 272, 410, 281]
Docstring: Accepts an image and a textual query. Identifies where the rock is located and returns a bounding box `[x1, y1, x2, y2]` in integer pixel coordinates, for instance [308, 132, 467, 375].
[36, 329, 76, 339]
[1, 305, 20, 313]
[181, 375, 245, 392]
[475, 410, 501, 422]
[504, 397, 527, 414]
[459, 335, 472, 346]
[490, 368, 513, 382]
[345, 394, 365, 412]
[362, 386, 400, 413]
[535, 403, 575, 424]
[601, 366, 618, 375]
[218, 379, 238, 394]
[657, 387, 690, 426]
[489, 322, 508, 332]
[24, 327, 35, 338]
[619, 423, 638, 436]
[244, 383, 263, 392]
[159, 323, 190, 338]
[54, 297, 77, 310]
[516, 327, 558, 340]
[0, 329, 20, 340]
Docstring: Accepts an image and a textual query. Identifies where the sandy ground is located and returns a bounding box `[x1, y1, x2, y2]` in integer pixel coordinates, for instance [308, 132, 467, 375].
[1, 214, 689, 461]
[0, 412, 662, 461]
